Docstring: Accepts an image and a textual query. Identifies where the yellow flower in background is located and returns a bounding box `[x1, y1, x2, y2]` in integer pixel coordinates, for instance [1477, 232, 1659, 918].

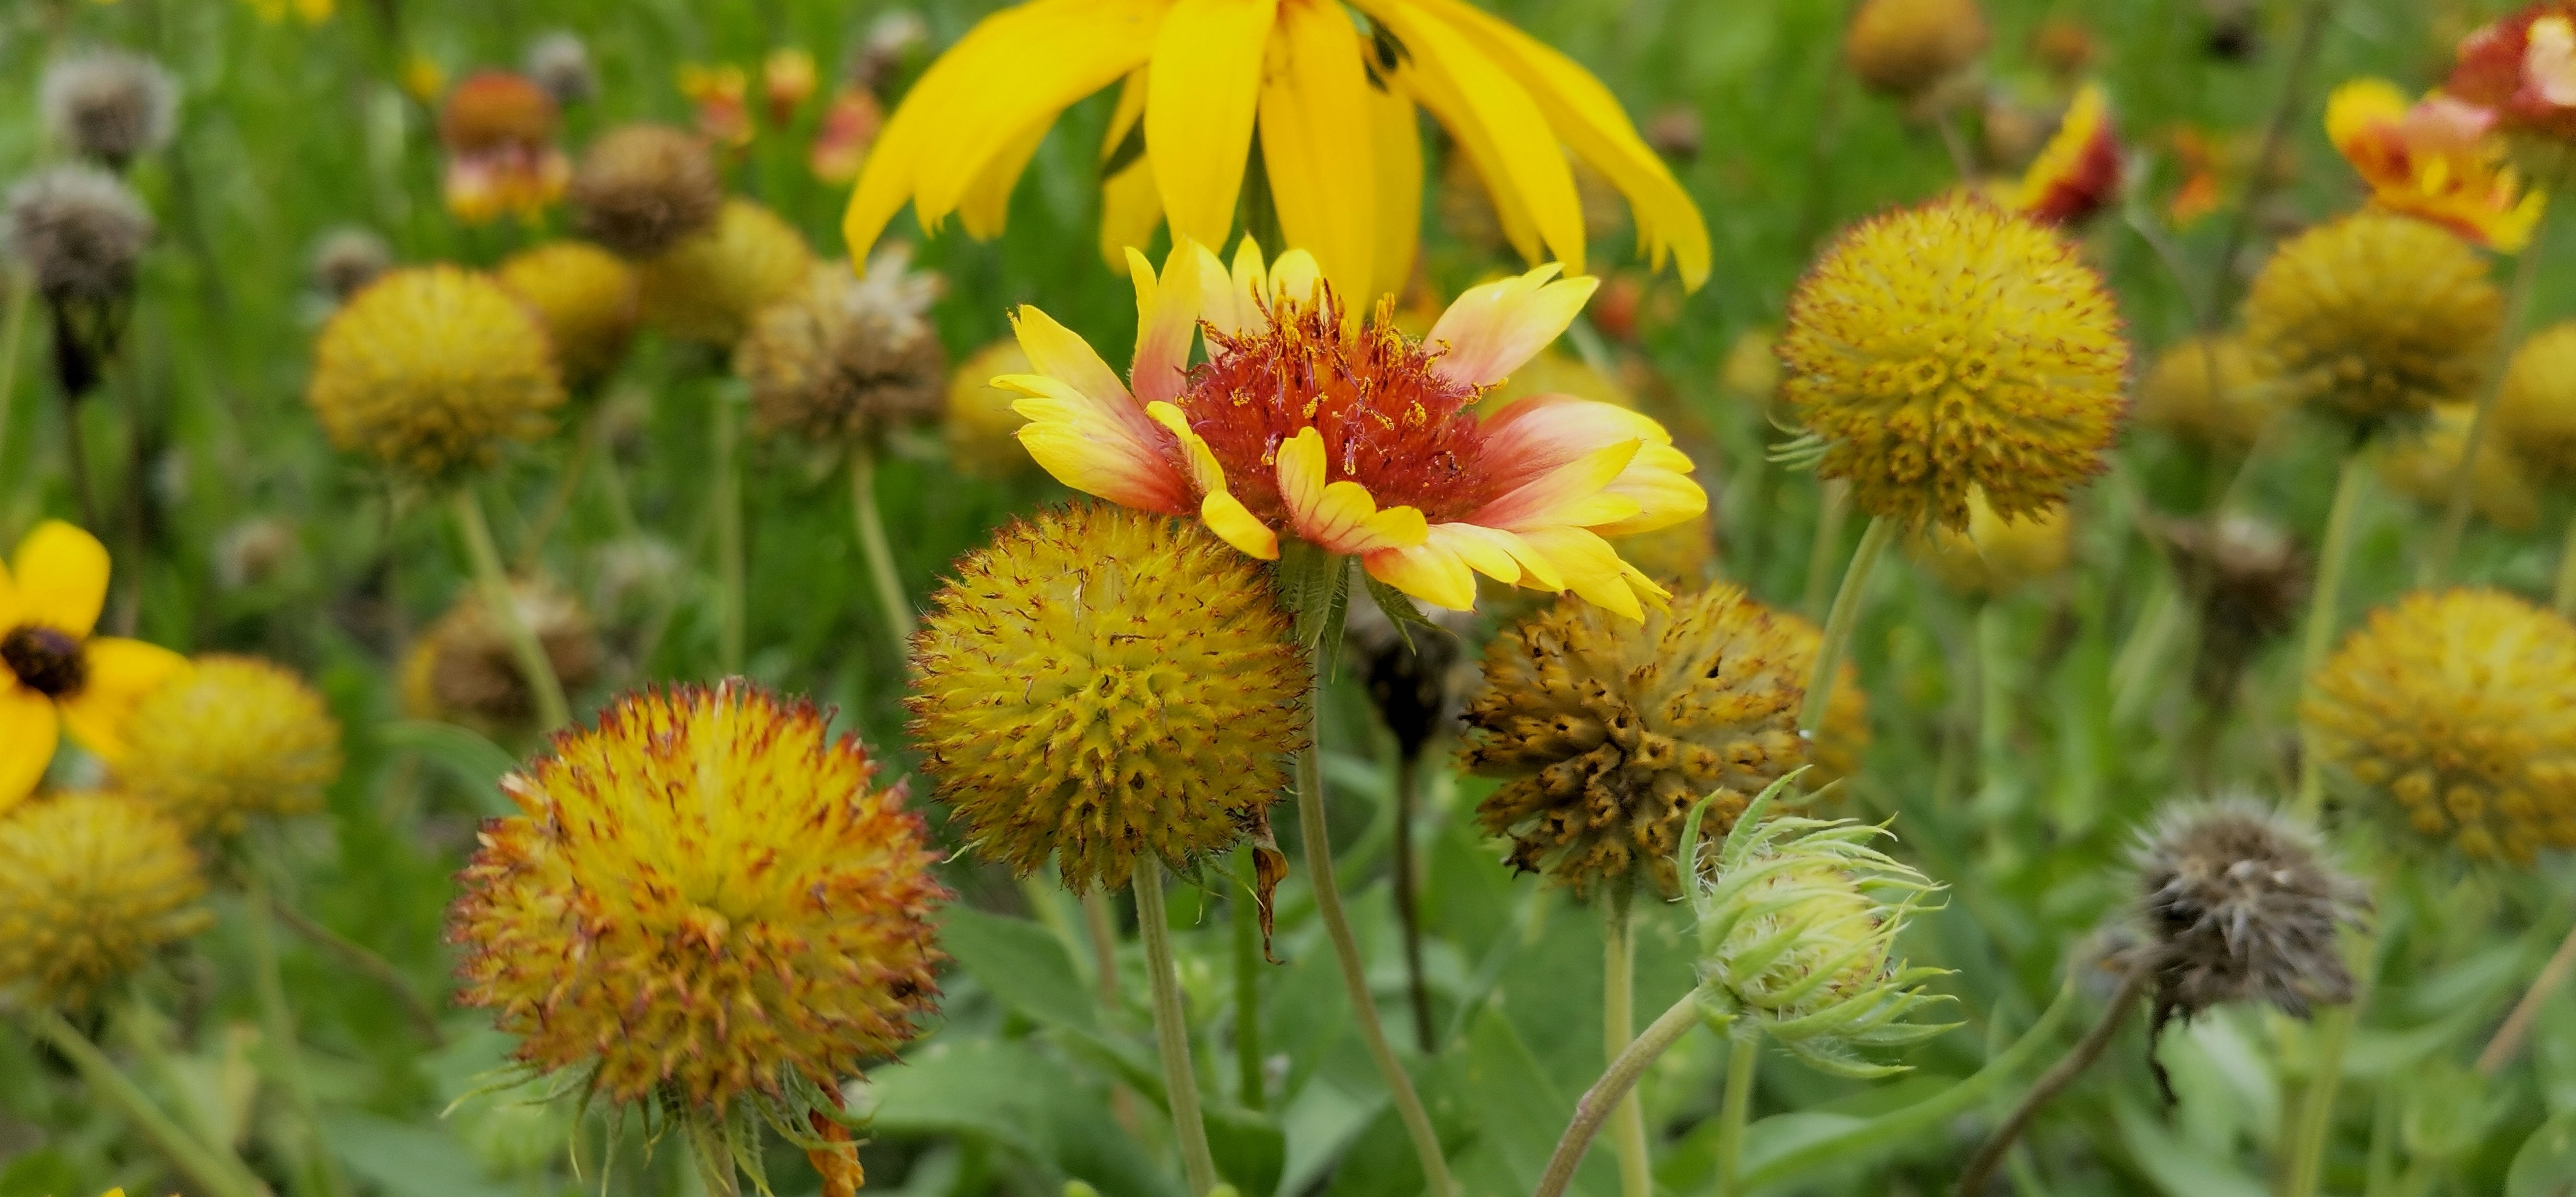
[244, 0, 334, 22]
[306, 265, 567, 478]
[678, 63, 753, 148]
[399, 55, 445, 106]
[844, 0, 1710, 309]
[2327, 78, 2546, 251]
[999, 238, 1705, 618]
[0, 522, 189, 810]
[1906, 492, 2074, 597]
[763, 48, 819, 125]
[2003, 82, 2121, 226]
[636, 199, 815, 346]
[2374, 403, 2544, 531]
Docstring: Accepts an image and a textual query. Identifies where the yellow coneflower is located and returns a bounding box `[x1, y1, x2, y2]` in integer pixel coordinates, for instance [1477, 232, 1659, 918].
[2243, 211, 2501, 429]
[2135, 800, 2366, 1020]
[496, 241, 638, 392]
[843, 0, 1709, 306]
[2374, 403, 2543, 531]
[999, 239, 1705, 619]
[1462, 582, 1811, 899]
[0, 792, 209, 1008]
[448, 683, 943, 1192]
[944, 338, 1036, 480]
[908, 504, 1309, 891]
[2327, 78, 2543, 251]
[118, 656, 343, 838]
[568, 124, 724, 260]
[1778, 195, 2128, 532]
[738, 246, 947, 444]
[2304, 588, 2576, 864]
[637, 198, 815, 346]
[0, 522, 188, 810]
[2136, 334, 2280, 453]
[306, 265, 566, 479]
[2494, 321, 2576, 488]
[400, 580, 601, 735]
[1843, 0, 1989, 102]
[1906, 492, 2073, 597]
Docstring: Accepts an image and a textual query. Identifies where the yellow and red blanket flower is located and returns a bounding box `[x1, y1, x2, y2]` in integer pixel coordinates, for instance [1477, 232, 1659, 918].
[2005, 82, 2121, 226]
[2328, 78, 2546, 251]
[2449, 3, 2576, 145]
[436, 72, 569, 226]
[997, 239, 1704, 619]
[809, 86, 884, 184]
[0, 522, 189, 810]
[679, 63, 754, 148]
[841, 0, 1708, 310]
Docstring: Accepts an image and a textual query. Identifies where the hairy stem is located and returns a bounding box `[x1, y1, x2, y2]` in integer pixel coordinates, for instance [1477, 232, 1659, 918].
[712, 388, 745, 673]
[1533, 987, 1706, 1197]
[2293, 450, 2368, 821]
[1713, 1033, 1760, 1197]
[848, 440, 916, 649]
[1801, 480, 1850, 620]
[448, 487, 570, 732]
[1233, 847, 1267, 1110]
[1135, 863, 1219, 1196]
[1801, 515, 1894, 737]
[1604, 899, 1649, 1197]
[1954, 967, 2150, 1196]
[268, 895, 444, 1046]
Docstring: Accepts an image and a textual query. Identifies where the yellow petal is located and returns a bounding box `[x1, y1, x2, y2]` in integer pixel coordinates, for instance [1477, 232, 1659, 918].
[1513, 525, 1643, 621]
[1267, 248, 1324, 309]
[58, 637, 189, 765]
[1201, 236, 1270, 338]
[1011, 304, 1135, 412]
[1362, 541, 1477, 610]
[2324, 78, 2409, 163]
[1002, 372, 1191, 514]
[957, 116, 1052, 239]
[1202, 492, 1282, 560]
[1102, 157, 1166, 275]
[1587, 443, 1708, 538]
[1366, 82, 1425, 305]
[1148, 0, 1279, 250]
[1130, 245, 1207, 405]
[0, 685, 57, 814]
[9, 519, 110, 637]
[1274, 427, 1429, 553]
[1425, 263, 1597, 388]
[1257, 4, 1377, 306]
[1362, 0, 1584, 272]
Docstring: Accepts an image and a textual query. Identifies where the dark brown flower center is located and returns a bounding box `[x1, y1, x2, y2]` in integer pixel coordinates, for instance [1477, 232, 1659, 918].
[0, 624, 85, 698]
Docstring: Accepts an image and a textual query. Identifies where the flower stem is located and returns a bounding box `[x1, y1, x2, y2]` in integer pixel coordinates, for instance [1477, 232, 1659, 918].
[2284, 1001, 2363, 1197]
[1800, 480, 1850, 620]
[2477, 916, 2576, 1076]
[2427, 188, 2556, 586]
[1801, 515, 1894, 737]
[1232, 847, 1267, 1111]
[1134, 863, 1220, 1196]
[680, 1106, 744, 1197]
[1296, 643, 1453, 1197]
[1085, 887, 1124, 1013]
[243, 865, 352, 1197]
[1604, 898, 1650, 1197]
[2293, 450, 2369, 821]
[1712, 1033, 1760, 1197]
[1954, 966, 2150, 1196]
[267, 893, 443, 1046]
[1533, 987, 1706, 1197]
[2202, 0, 2341, 329]
[514, 402, 602, 576]
[23, 1006, 271, 1197]
[0, 275, 30, 493]
[1395, 751, 1435, 1054]
[2555, 514, 2576, 617]
[712, 387, 745, 674]
[447, 487, 570, 732]
[848, 441, 916, 649]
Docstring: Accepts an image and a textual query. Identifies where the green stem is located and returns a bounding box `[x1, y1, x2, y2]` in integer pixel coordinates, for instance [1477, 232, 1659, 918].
[1801, 480, 1850, 620]
[243, 866, 352, 1197]
[1712, 1033, 1759, 1197]
[1604, 899, 1650, 1197]
[268, 895, 444, 1046]
[2293, 451, 2369, 821]
[1135, 863, 1219, 1196]
[1296, 639, 1453, 1197]
[848, 441, 916, 649]
[2555, 514, 2576, 617]
[1953, 967, 2151, 1197]
[1394, 752, 1435, 1054]
[1975, 601, 2012, 804]
[2479, 915, 2576, 1075]
[448, 488, 571, 732]
[2107, 580, 2180, 725]
[2428, 189, 2557, 585]
[0, 276, 30, 498]
[2284, 991, 2366, 1197]
[680, 1106, 744, 1197]
[513, 402, 601, 576]
[1085, 887, 1124, 1015]
[1533, 987, 1707, 1197]
[713, 387, 745, 673]
[23, 1007, 270, 1197]
[1800, 515, 1894, 737]
[1233, 847, 1267, 1111]
[2201, 0, 2341, 329]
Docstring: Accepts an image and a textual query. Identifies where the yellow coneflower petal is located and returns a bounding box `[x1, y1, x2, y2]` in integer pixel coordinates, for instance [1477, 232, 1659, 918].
[957, 118, 1049, 238]
[57, 637, 188, 764]
[1199, 236, 1269, 337]
[1267, 247, 1325, 306]
[1367, 0, 1585, 272]
[0, 689, 57, 812]
[1148, 0, 1278, 250]
[1275, 428, 1428, 553]
[1366, 82, 1425, 302]
[9, 521, 110, 637]
[1102, 67, 1149, 165]
[1591, 441, 1708, 537]
[1257, 3, 1378, 304]
[1002, 374, 1187, 514]
[1009, 303, 1133, 410]
[1424, 264, 1598, 388]
[1127, 244, 1206, 404]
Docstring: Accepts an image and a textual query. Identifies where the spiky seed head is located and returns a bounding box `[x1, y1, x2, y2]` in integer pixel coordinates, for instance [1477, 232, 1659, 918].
[448, 682, 946, 1110]
[944, 338, 1035, 480]
[310, 226, 392, 303]
[2493, 321, 2576, 488]
[1462, 582, 1813, 900]
[306, 265, 565, 479]
[739, 246, 947, 443]
[1844, 0, 1990, 99]
[2243, 211, 2501, 429]
[2304, 588, 2576, 864]
[2375, 402, 2542, 531]
[2136, 334, 2283, 452]
[401, 578, 601, 734]
[1905, 491, 2072, 597]
[40, 48, 178, 168]
[119, 655, 343, 838]
[0, 792, 209, 1008]
[636, 198, 814, 346]
[496, 241, 638, 392]
[2133, 800, 2367, 1022]
[523, 31, 597, 107]
[569, 123, 723, 259]
[907, 504, 1309, 893]
[4, 164, 153, 306]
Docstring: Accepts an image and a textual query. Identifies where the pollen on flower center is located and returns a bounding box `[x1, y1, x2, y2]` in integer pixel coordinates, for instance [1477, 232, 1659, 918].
[1178, 291, 1490, 522]
[1, 626, 85, 698]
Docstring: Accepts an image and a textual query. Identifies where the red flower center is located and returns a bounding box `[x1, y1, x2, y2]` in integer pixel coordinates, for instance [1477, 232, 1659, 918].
[1177, 290, 1490, 523]
[1, 625, 85, 698]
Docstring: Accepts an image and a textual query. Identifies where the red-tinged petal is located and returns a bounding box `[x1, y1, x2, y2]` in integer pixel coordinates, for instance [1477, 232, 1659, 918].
[1469, 438, 1641, 531]
[1512, 525, 1644, 621]
[1424, 263, 1597, 389]
[1145, 400, 1280, 558]
[1475, 395, 1676, 495]
[1004, 373, 1189, 514]
[1129, 241, 1208, 405]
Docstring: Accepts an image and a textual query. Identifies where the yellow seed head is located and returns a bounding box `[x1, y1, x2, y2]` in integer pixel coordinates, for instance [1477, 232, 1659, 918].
[0, 792, 209, 1008]
[1462, 582, 1813, 899]
[120, 655, 343, 837]
[401, 579, 601, 734]
[638, 198, 814, 347]
[2243, 211, 2501, 428]
[496, 241, 638, 392]
[945, 338, 1035, 481]
[1844, 0, 1990, 99]
[1780, 196, 2128, 532]
[2304, 588, 2576, 865]
[907, 505, 1309, 892]
[307, 265, 565, 479]
[2375, 403, 2541, 531]
[2136, 334, 2282, 452]
[2494, 321, 2576, 488]
[1906, 492, 2072, 597]
[739, 250, 946, 444]
[447, 683, 946, 1109]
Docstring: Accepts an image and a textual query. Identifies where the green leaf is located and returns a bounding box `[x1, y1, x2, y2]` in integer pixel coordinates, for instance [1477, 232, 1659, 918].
[2510, 1109, 2576, 1197]
[1358, 570, 1438, 651]
[1443, 1007, 1615, 1197]
[0, 1149, 82, 1197]
[941, 906, 1098, 1032]
[320, 1110, 516, 1197]
[1204, 1105, 1287, 1197]
[2109, 1093, 2268, 1197]
[377, 720, 520, 818]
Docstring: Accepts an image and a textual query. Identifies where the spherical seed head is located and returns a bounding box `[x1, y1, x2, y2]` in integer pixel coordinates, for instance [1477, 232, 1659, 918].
[636, 199, 814, 346]
[1906, 492, 2072, 597]
[1779, 196, 2128, 532]
[739, 247, 947, 443]
[523, 31, 597, 107]
[1776, 612, 1871, 790]
[2375, 403, 2542, 531]
[907, 504, 1309, 893]
[2494, 321, 2576, 488]
[2137, 334, 2282, 451]
[310, 226, 392, 304]
[1844, 0, 1990, 99]
[569, 124, 724, 259]
[119, 655, 343, 838]
[447, 683, 946, 1110]
[2134, 800, 2366, 1020]
[497, 241, 638, 392]
[0, 792, 209, 1008]
[1463, 582, 1811, 899]
[40, 48, 178, 168]
[306, 265, 565, 479]
[401, 579, 601, 734]
[943, 338, 1035, 481]
[2243, 211, 2501, 428]
[2304, 588, 2576, 864]
[4, 164, 154, 306]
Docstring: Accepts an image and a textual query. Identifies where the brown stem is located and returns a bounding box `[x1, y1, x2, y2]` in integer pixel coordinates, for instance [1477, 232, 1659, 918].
[1393, 751, 1435, 1052]
[1954, 967, 2151, 1196]
[2478, 917, 2576, 1076]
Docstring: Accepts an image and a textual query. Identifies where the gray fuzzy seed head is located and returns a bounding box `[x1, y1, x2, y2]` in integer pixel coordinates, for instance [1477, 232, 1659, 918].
[311, 226, 394, 303]
[40, 48, 179, 167]
[2133, 798, 2368, 1023]
[4, 164, 155, 305]
[524, 31, 596, 107]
